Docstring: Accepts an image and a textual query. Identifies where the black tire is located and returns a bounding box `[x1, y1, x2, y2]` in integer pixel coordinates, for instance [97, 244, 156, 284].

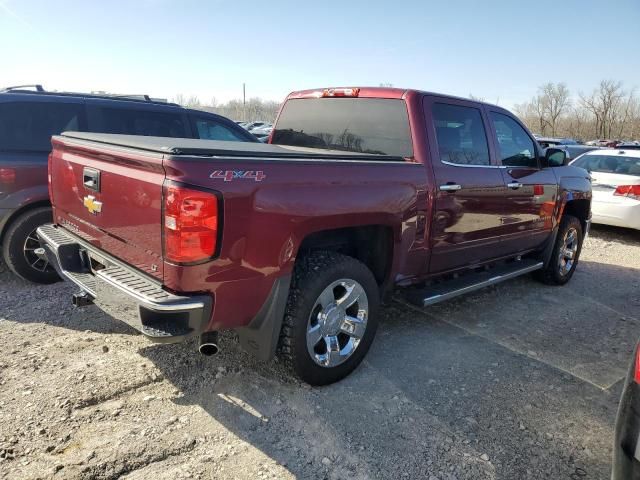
[2, 207, 60, 284]
[534, 215, 583, 285]
[279, 251, 380, 386]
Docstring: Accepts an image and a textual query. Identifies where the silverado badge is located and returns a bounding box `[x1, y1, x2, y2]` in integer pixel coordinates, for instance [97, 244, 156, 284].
[83, 195, 102, 215]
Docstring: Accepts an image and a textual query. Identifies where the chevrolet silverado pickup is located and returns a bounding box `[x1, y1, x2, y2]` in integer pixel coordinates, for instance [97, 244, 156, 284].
[38, 87, 592, 385]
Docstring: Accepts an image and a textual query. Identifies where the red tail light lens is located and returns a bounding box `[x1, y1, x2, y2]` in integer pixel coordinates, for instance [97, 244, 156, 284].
[635, 347, 640, 384]
[163, 183, 219, 263]
[0, 168, 16, 184]
[614, 184, 640, 200]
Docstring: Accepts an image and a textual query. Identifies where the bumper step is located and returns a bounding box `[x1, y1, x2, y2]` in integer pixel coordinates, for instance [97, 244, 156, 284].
[402, 259, 543, 307]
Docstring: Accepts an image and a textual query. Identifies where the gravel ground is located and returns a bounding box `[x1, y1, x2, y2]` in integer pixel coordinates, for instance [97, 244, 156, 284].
[1, 225, 639, 480]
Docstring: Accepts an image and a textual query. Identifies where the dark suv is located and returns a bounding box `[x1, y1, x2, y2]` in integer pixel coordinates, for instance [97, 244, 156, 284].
[0, 85, 257, 284]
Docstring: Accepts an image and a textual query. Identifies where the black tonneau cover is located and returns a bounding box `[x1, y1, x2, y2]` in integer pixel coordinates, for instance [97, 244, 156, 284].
[58, 132, 404, 162]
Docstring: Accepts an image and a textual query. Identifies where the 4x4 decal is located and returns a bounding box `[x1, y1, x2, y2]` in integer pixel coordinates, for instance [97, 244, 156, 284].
[210, 170, 266, 182]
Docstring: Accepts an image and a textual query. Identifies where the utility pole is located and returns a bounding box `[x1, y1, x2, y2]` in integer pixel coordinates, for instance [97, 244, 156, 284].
[243, 83, 246, 122]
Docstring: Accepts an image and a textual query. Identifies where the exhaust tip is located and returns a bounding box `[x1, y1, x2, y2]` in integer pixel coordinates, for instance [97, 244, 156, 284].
[199, 342, 219, 356]
[199, 331, 219, 356]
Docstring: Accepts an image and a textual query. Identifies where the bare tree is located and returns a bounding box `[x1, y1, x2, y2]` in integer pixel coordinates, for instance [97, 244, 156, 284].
[540, 83, 570, 136]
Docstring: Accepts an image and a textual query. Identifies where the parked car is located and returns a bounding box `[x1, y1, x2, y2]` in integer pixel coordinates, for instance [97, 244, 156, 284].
[555, 144, 602, 162]
[38, 86, 591, 385]
[0, 85, 257, 284]
[612, 340, 640, 479]
[570, 149, 640, 231]
[250, 125, 273, 139]
[536, 137, 579, 148]
[245, 121, 271, 132]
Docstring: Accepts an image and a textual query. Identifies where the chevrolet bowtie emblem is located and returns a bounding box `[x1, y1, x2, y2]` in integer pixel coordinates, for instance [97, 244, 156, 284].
[83, 195, 102, 215]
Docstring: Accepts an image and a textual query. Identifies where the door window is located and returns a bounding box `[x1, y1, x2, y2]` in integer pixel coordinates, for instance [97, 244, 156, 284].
[490, 112, 538, 168]
[194, 117, 248, 141]
[0, 102, 83, 152]
[87, 106, 187, 138]
[432, 103, 490, 166]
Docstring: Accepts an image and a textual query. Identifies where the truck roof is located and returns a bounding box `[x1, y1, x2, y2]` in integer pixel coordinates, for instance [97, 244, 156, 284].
[56, 132, 405, 162]
[285, 86, 503, 110]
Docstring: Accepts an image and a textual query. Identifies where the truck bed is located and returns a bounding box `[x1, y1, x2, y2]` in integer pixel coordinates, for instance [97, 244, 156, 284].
[59, 132, 406, 162]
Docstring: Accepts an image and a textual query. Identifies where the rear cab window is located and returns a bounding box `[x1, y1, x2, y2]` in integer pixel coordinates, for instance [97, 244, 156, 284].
[271, 97, 413, 157]
[86, 103, 189, 138]
[0, 100, 85, 152]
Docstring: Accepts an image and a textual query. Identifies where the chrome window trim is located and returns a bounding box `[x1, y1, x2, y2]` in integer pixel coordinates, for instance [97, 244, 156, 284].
[440, 159, 506, 169]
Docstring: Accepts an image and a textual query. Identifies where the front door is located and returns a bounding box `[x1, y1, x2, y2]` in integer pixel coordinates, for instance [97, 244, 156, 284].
[424, 97, 506, 273]
[486, 110, 558, 254]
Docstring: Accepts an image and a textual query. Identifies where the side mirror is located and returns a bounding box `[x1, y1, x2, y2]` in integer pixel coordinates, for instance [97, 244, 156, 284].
[545, 147, 568, 167]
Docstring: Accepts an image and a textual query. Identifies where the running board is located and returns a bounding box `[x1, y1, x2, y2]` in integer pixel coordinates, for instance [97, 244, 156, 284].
[403, 260, 544, 307]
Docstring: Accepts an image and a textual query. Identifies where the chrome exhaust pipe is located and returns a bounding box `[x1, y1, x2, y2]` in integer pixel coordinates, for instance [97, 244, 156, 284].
[199, 331, 219, 356]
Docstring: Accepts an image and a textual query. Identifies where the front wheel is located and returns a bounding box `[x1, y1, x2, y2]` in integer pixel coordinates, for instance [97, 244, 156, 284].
[534, 214, 583, 285]
[279, 251, 380, 386]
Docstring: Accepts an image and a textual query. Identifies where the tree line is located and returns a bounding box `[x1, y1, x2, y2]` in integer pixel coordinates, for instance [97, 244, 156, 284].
[512, 80, 639, 141]
[172, 94, 280, 123]
[173, 79, 640, 142]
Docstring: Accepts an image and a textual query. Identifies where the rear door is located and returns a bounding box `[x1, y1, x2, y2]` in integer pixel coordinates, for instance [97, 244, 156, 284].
[486, 110, 558, 253]
[424, 96, 506, 273]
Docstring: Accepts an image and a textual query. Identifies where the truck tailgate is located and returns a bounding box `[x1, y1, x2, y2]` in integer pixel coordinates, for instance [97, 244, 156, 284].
[49, 136, 165, 279]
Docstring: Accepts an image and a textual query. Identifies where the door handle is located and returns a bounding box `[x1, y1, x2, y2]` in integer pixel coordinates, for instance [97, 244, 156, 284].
[439, 183, 462, 192]
[507, 182, 523, 189]
[83, 167, 100, 192]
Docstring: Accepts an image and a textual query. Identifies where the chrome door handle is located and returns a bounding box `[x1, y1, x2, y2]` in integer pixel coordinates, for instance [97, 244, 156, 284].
[507, 182, 523, 189]
[439, 184, 462, 192]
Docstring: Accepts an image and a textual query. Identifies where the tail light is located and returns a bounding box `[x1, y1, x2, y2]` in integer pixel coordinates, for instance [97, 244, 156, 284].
[322, 88, 360, 97]
[613, 184, 640, 200]
[163, 183, 219, 263]
[635, 347, 640, 384]
[0, 168, 16, 184]
[47, 154, 54, 202]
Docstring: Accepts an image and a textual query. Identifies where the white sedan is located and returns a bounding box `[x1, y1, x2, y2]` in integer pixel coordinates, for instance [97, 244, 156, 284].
[571, 149, 640, 231]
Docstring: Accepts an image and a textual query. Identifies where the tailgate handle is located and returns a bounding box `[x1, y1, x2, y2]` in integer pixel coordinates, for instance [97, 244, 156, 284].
[83, 167, 100, 192]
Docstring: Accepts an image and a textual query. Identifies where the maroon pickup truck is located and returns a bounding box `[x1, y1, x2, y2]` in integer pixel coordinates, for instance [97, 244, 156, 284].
[37, 87, 591, 385]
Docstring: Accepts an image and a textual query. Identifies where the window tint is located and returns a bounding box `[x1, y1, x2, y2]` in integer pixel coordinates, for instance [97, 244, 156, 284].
[194, 117, 247, 142]
[572, 154, 640, 176]
[0, 102, 83, 152]
[272, 98, 413, 157]
[490, 112, 537, 168]
[432, 103, 490, 166]
[88, 107, 187, 138]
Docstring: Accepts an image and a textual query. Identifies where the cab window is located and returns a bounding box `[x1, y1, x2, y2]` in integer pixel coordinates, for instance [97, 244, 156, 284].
[432, 103, 490, 166]
[490, 112, 538, 168]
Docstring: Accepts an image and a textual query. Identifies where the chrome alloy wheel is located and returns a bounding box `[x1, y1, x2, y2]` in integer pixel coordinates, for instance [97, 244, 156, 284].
[558, 227, 579, 276]
[306, 279, 369, 368]
[23, 229, 52, 273]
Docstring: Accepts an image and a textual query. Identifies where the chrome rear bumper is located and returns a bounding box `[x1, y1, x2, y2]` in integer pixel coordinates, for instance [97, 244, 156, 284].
[37, 224, 212, 342]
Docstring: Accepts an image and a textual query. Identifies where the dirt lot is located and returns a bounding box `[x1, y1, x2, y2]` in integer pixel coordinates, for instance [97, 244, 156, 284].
[1, 225, 639, 480]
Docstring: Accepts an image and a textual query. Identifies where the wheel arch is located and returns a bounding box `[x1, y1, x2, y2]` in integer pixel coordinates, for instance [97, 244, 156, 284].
[0, 200, 52, 245]
[295, 224, 395, 290]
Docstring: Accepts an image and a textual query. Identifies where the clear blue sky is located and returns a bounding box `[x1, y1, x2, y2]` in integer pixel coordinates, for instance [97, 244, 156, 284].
[1, 0, 638, 108]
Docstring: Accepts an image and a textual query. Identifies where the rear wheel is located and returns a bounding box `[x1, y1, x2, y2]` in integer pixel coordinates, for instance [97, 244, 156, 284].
[279, 251, 379, 386]
[534, 214, 583, 285]
[2, 207, 60, 284]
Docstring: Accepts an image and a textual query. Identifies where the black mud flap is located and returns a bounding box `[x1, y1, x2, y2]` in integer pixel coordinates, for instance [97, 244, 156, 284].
[236, 274, 291, 362]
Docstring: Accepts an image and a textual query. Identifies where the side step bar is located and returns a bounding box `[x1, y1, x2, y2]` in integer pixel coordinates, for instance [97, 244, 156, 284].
[403, 259, 543, 307]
